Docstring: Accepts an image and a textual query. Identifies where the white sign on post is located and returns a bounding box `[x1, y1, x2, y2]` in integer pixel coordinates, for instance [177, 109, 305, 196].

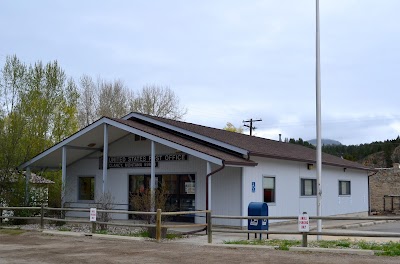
[90, 208, 97, 222]
[298, 212, 309, 232]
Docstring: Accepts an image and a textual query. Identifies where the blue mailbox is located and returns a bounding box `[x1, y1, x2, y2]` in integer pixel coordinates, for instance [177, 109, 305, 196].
[248, 202, 268, 239]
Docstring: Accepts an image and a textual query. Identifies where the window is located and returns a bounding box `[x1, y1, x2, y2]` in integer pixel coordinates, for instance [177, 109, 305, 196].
[301, 179, 317, 196]
[263, 176, 275, 203]
[339, 181, 351, 195]
[79, 177, 95, 200]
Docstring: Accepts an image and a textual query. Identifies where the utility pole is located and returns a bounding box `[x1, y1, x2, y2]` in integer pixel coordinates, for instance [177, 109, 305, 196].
[243, 118, 262, 136]
[316, 0, 323, 240]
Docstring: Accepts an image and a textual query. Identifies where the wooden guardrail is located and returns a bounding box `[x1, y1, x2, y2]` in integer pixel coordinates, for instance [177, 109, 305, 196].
[3, 206, 400, 246]
[212, 214, 400, 246]
[0, 206, 211, 242]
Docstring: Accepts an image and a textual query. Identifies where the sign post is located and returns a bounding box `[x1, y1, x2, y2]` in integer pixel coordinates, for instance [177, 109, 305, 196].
[298, 212, 309, 247]
[90, 208, 97, 233]
[90, 208, 97, 222]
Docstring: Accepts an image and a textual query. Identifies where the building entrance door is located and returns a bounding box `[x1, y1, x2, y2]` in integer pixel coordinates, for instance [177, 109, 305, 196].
[129, 174, 195, 222]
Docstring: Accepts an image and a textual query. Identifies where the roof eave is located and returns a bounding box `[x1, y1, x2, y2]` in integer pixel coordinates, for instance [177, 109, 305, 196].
[249, 152, 371, 171]
[224, 161, 258, 167]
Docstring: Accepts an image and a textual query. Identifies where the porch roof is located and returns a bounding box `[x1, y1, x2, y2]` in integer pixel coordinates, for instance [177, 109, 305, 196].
[19, 117, 257, 170]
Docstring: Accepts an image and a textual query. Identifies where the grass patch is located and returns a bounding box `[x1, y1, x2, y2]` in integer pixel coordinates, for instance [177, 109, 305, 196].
[310, 239, 351, 248]
[224, 239, 400, 256]
[225, 239, 300, 250]
[165, 233, 183, 239]
[0, 228, 25, 235]
[357, 241, 400, 256]
[95, 230, 108, 235]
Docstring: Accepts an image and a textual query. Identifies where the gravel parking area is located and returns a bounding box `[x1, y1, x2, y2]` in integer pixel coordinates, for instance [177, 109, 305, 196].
[1, 230, 400, 264]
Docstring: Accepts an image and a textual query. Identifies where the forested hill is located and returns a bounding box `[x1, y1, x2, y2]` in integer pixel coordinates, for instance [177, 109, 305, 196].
[287, 136, 400, 168]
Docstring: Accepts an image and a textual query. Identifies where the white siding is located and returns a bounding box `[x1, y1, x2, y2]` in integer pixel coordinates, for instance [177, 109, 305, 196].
[210, 165, 242, 226]
[241, 157, 369, 227]
[64, 133, 368, 226]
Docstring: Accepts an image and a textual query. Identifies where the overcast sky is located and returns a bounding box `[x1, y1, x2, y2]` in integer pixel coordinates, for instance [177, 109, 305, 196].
[1, 0, 400, 145]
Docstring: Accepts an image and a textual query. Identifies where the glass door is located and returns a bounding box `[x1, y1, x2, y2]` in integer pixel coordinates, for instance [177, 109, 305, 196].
[129, 174, 195, 222]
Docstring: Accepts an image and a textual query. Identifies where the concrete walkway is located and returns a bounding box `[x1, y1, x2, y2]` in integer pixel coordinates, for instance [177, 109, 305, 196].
[169, 219, 400, 245]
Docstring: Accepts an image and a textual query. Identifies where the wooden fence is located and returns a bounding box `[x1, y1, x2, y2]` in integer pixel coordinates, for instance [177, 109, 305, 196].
[2, 206, 400, 246]
[0, 205, 211, 242]
[212, 214, 400, 247]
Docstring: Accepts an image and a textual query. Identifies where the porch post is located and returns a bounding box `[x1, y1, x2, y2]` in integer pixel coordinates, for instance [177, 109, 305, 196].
[102, 124, 108, 194]
[207, 162, 211, 210]
[25, 167, 31, 206]
[61, 146, 67, 208]
[150, 140, 156, 212]
[241, 167, 246, 227]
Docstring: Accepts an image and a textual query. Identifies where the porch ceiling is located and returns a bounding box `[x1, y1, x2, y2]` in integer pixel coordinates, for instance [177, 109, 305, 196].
[19, 121, 129, 170]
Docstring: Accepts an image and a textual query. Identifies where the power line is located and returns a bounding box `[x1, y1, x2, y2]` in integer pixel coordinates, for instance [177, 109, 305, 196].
[243, 118, 262, 136]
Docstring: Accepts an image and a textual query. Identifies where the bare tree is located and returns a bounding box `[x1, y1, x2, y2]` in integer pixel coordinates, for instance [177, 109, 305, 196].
[77, 77, 186, 127]
[77, 75, 98, 128]
[96, 192, 115, 230]
[97, 79, 131, 118]
[130, 85, 187, 120]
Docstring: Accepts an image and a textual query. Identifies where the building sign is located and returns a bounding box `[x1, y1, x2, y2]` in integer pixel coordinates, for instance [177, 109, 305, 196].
[251, 181, 256, 193]
[298, 212, 309, 232]
[99, 153, 188, 169]
[90, 208, 97, 222]
[185, 182, 195, 194]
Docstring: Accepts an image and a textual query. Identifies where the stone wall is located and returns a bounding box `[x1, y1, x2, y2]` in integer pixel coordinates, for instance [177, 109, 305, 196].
[369, 164, 400, 213]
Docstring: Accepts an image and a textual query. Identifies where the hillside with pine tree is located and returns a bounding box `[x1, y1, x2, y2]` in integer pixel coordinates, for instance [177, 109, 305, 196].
[287, 136, 400, 168]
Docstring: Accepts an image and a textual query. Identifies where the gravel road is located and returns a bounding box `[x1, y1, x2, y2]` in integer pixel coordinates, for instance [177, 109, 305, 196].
[1, 231, 400, 264]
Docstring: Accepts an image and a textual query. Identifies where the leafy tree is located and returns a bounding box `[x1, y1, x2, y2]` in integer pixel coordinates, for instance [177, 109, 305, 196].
[223, 122, 244, 133]
[0, 55, 79, 206]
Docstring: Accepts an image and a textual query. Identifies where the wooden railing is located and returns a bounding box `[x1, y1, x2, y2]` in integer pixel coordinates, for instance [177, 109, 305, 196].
[212, 214, 400, 246]
[2, 206, 400, 246]
[0, 205, 211, 242]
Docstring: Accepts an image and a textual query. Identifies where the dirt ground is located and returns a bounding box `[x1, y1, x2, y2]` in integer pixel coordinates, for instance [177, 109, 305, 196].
[1, 231, 400, 264]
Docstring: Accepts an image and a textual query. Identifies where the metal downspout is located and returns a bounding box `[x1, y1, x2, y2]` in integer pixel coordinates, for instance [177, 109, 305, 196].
[206, 162, 225, 210]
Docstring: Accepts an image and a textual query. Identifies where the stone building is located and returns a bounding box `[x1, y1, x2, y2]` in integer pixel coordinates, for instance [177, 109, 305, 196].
[369, 163, 400, 214]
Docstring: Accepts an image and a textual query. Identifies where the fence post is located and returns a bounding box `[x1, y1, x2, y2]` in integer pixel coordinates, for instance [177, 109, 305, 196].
[207, 210, 212, 244]
[156, 209, 162, 242]
[92, 222, 96, 233]
[40, 204, 44, 229]
[0, 208, 3, 224]
[302, 232, 308, 247]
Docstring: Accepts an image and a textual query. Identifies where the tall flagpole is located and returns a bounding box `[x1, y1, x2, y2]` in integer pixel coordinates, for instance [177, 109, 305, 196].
[316, 0, 323, 240]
